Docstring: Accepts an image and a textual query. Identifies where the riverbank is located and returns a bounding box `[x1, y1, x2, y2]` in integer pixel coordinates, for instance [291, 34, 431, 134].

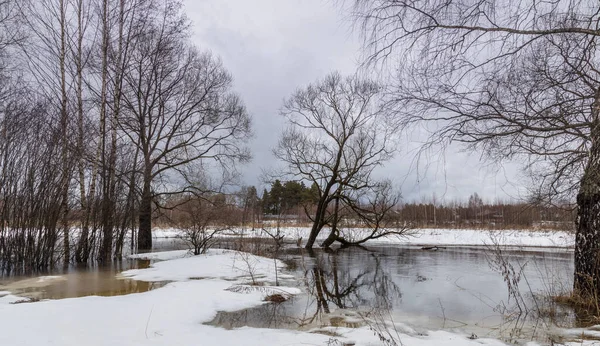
[154, 227, 575, 248]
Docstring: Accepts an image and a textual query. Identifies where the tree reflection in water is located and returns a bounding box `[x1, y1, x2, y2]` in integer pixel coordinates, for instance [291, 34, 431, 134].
[208, 247, 401, 330]
[300, 248, 401, 326]
[207, 245, 577, 344]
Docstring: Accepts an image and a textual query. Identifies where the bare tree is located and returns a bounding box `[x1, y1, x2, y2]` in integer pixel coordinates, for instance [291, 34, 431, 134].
[0, 0, 24, 53]
[19, 0, 81, 265]
[324, 180, 405, 247]
[72, 0, 94, 263]
[0, 85, 69, 273]
[0, 0, 251, 269]
[83, 0, 144, 261]
[348, 0, 600, 297]
[275, 72, 405, 249]
[118, 0, 251, 250]
[177, 193, 236, 255]
[0, 0, 258, 271]
[0, 0, 79, 273]
[238, 185, 259, 229]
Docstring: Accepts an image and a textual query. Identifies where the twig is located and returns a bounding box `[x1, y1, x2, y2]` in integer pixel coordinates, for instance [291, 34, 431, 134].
[438, 298, 446, 328]
[145, 305, 154, 339]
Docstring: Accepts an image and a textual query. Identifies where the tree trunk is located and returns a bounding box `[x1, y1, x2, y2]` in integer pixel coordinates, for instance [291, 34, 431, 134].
[321, 232, 337, 248]
[99, 200, 113, 261]
[305, 202, 325, 249]
[129, 142, 140, 253]
[138, 177, 152, 250]
[321, 196, 340, 248]
[58, 0, 70, 266]
[574, 187, 600, 296]
[96, 0, 111, 262]
[74, 0, 87, 264]
[305, 184, 336, 249]
[574, 98, 600, 297]
[105, 0, 125, 259]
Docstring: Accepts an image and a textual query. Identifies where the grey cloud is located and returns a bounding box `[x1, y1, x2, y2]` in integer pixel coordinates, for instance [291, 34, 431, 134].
[183, 0, 524, 203]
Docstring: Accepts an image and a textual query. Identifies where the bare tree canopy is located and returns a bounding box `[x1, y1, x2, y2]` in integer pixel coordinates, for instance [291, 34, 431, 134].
[118, 0, 251, 250]
[348, 0, 600, 296]
[0, 0, 251, 269]
[275, 72, 406, 249]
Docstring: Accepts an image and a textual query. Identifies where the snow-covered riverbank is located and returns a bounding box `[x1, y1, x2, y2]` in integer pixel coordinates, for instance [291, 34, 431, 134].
[154, 227, 575, 248]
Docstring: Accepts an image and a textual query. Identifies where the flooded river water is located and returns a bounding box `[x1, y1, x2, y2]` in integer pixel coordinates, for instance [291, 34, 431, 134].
[0, 238, 185, 298]
[0, 239, 575, 344]
[211, 245, 575, 344]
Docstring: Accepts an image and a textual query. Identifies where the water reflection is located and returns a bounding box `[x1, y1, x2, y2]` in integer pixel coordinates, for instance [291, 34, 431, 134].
[0, 259, 168, 299]
[0, 237, 285, 300]
[210, 245, 575, 343]
[210, 247, 402, 330]
[0, 236, 193, 299]
[301, 249, 401, 324]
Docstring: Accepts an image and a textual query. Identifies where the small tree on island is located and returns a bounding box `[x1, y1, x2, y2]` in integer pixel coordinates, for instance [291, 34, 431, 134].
[275, 72, 408, 249]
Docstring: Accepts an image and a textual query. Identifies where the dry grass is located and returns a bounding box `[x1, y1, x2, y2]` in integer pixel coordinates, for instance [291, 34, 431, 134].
[264, 294, 288, 303]
[553, 291, 600, 327]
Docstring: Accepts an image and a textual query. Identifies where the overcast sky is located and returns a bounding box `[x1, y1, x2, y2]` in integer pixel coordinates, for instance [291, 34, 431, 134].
[183, 0, 528, 204]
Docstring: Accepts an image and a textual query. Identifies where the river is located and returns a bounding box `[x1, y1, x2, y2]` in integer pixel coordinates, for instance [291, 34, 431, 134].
[0, 240, 576, 345]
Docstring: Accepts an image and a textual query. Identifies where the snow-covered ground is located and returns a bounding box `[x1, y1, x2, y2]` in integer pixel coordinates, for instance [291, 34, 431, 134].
[154, 227, 575, 248]
[0, 248, 535, 346]
[129, 249, 192, 261]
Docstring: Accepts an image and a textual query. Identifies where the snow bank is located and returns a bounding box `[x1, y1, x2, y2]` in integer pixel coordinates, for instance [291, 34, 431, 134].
[154, 227, 575, 248]
[331, 326, 507, 346]
[404, 228, 574, 247]
[152, 227, 183, 238]
[128, 249, 191, 261]
[122, 249, 284, 283]
[0, 249, 521, 346]
[549, 326, 600, 346]
[0, 293, 24, 305]
[0, 279, 324, 346]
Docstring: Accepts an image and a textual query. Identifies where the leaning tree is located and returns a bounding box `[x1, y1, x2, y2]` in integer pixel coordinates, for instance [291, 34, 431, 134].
[275, 72, 406, 249]
[348, 0, 600, 297]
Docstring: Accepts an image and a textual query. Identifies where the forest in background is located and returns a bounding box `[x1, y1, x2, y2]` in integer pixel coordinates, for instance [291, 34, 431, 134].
[156, 181, 575, 231]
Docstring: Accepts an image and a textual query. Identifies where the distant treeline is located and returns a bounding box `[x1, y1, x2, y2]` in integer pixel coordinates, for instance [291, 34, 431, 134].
[157, 182, 575, 231]
[395, 194, 574, 230]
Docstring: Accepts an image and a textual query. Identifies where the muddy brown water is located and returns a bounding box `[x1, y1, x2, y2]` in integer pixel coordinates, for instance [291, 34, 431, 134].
[0, 237, 188, 299]
[0, 259, 165, 299]
[0, 237, 278, 299]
